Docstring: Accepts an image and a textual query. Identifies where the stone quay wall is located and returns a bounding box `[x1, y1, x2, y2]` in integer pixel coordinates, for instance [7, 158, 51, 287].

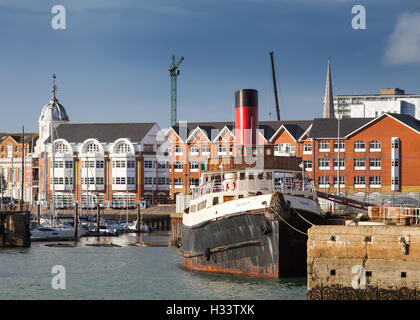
[0, 212, 30, 247]
[307, 225, 420, 300]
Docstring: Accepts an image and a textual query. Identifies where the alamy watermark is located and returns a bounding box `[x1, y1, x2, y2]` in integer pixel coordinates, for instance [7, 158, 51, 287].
[51, 265, 66, 290]
[51, 5, 66, 30]
[352, 5, 366, 30]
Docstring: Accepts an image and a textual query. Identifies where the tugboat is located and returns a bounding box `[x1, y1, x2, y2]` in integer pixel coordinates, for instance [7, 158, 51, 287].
[179, 89, 325, 277]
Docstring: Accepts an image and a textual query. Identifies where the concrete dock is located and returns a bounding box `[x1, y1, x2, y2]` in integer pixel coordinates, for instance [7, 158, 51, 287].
[307, 225, 420, 300]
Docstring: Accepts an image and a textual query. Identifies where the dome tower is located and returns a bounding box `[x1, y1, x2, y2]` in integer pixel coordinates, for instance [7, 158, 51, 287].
[35, 74, 70, 155]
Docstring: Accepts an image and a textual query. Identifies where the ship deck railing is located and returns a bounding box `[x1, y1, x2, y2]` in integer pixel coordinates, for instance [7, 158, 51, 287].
[191, 181, 316, 200]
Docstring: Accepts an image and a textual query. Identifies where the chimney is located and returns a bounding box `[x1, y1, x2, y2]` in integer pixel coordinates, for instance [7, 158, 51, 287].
[235, 89, 259, 145]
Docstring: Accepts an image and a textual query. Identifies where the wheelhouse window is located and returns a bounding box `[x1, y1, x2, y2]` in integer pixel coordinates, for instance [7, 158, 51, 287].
[274, 143, 296, 156]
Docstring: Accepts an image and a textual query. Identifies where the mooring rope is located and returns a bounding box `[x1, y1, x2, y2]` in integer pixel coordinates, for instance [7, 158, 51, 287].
[292, 207, 315, 226]
[274, 211, 308, 236]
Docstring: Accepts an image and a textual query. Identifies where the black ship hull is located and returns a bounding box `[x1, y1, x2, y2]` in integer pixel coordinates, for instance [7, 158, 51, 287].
[180, 194, 325, 278]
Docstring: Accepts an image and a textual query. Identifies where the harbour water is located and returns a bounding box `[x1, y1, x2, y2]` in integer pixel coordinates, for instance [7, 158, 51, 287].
[0, 233, 306, 300]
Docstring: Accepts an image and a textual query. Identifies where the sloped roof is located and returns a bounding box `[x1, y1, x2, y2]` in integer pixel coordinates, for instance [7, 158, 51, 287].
[47, 122, 156, 143]
[309, 118, 374, 138]
[0, 133, 38, 144]
[388, 113, 420, 133]
[171, 120, 312, 141]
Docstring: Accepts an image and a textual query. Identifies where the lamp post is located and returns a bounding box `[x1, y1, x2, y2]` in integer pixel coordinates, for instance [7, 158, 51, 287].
[323, 154, 328, 194]
[299, 162, 305, 191]
[337, 114, 342, 196]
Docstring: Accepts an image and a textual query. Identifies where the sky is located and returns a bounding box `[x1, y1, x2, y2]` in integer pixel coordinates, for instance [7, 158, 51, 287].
[1, 0, 420, 133]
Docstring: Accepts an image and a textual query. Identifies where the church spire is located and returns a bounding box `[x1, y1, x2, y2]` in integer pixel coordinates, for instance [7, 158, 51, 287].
[323, 58, 335, 118]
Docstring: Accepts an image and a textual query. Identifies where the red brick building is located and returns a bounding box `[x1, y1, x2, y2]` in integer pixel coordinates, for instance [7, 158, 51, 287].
[166, 113, 420, 199]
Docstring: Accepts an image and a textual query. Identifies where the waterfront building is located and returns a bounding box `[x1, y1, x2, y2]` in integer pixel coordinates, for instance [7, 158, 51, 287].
[165, 120, 312, 199]
[167, 113, 420, 199]
[334, 88, 420, 120]
[34, 78, 170, 209]
[305, 113, 420, 195]
[0, 133, 38, 203]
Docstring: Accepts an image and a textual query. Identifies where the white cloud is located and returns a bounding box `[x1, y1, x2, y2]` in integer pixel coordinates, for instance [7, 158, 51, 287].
[383, 11, 420, 66]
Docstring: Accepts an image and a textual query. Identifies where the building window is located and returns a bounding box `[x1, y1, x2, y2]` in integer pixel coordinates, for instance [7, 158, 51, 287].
[96, 161, 104, 168]
[157, 194, 167, 203]
[127, 177, 135, 185]
[190, 145, 199, 154]
[319, 141, 330, 151]
[96, 177, 104, 184]
[189, 161, 199, 171]
[174, 145, 183, 154]
[333, 141, 345, 151]
[369, 140, 381, 152]
[53, 161, 64, 168]
[116, 143, 131, 154]
[113, 177, 126, 185]
[354, 158, 366, 169]
[189, 178, 199, 186]
[318, 176, 330, 186]
[369, 176, 381, 187]
[144, 160, 153, 168]
[202, 145, 210, 154]
[333, 158, 345, 169]
[174, 162, 183, 170]
[112, 160, 126, 168]
[354, 176, 366, 187]
[333, 176, 344, 185]
[318, 158, 330, 169]
[354, 141, 366, 151]
[217, 145, 226, 154]
[85, 143, 100, 153]
[157, 161, 166, 169]
[15, 146, 19, 152]
[391, 177, 399, 185]
[158, 177, 166, 185]
[303, 144, 312, 154]
[65, 161, 73, 168]
[143, 144, 154, 152]
[303, 160, 312, 171]
[369, 158, 381, 170]
[274, 143, 296, 156]
[56, 143, 69, 153]
[391, 139, 400, 149]
[145, 177, 153, 185]
[391, 159, 399, 167]
[174, 178, 183, 187]
[127, 160, 135, 168]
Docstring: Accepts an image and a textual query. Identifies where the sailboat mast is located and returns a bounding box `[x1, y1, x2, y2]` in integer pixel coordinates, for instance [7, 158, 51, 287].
[51, 74, 56, 226]
[20, 126, 25, 211]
